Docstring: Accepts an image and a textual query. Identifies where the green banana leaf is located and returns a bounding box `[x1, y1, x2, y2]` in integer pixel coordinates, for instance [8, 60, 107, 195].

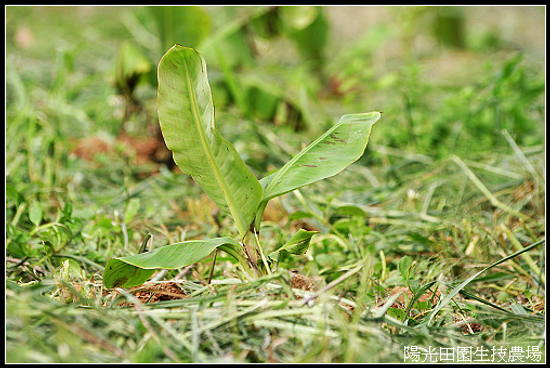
[157, 45, 263, 237]
[268, 229, 317, 263]
[259, 111, 381, 203]
[103, 237, 244, 288]
[103, 259, 156, 289]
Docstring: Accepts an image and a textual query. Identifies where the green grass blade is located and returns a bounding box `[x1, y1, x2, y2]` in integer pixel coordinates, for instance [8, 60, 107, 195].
[450, 154, 528, 220]
[157, 45, 262, 237]
[419, 238, 545, 327]
[402, 280, 439, 321]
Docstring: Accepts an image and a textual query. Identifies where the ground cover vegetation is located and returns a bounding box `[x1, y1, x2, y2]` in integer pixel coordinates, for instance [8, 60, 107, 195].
[6, 6, 545, 363]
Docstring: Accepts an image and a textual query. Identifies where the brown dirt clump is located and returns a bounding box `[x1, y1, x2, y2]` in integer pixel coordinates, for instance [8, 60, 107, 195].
[70, 130, 175, 175]
[112, 281, 187, 307]
[290, 272, 318, 292]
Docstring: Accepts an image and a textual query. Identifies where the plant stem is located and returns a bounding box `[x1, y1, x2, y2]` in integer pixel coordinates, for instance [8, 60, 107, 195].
[218, 244, 256, 279]
[253, 228, 272, 276]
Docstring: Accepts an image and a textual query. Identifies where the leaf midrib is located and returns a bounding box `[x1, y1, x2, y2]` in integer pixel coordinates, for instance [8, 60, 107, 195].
[181, 50, 245, 236]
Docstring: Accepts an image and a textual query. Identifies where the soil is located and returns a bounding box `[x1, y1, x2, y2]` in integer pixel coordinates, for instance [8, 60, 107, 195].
[290, 272, 318, 292]
[111, 281, 187, 307]
[71, 131, 175, 176]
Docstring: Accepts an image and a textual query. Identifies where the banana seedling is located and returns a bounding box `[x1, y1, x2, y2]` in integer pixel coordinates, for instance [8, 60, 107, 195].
[103, 45, 381, 288]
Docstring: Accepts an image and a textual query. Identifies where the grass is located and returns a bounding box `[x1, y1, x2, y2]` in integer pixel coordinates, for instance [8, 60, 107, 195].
[5, 5, 546, 363]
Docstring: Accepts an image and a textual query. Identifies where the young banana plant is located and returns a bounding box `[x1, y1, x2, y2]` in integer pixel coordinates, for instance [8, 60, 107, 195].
[103, 45, 381, 289]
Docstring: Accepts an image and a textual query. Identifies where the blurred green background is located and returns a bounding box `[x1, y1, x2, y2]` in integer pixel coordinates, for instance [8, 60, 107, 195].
[5, 6, 546, 363]
[6, 6, 545, 166]
[6, 4, 546, 276]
